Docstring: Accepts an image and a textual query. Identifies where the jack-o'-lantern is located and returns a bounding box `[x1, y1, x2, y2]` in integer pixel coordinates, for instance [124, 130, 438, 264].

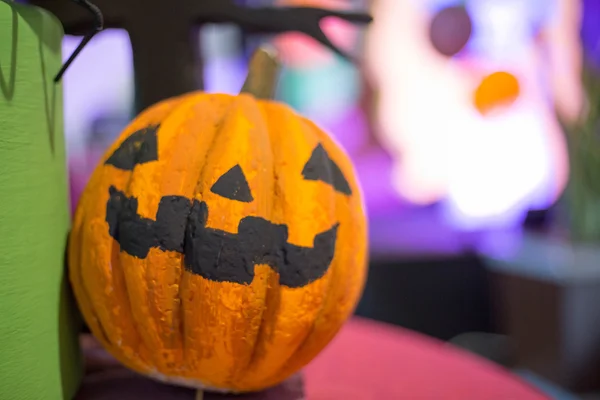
[68, 47, 368, 393]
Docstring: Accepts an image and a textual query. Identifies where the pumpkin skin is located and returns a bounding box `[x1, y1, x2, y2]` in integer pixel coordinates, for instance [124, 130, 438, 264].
[69, 91, 368, 392]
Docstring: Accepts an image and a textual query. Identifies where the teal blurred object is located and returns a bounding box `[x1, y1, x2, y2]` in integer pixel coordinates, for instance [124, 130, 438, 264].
[277, 57, 360, 122]
[515, 370, 580, 400]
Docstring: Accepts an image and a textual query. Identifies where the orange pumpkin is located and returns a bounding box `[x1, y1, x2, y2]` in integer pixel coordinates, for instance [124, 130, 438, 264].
[69, 48, 368, 393]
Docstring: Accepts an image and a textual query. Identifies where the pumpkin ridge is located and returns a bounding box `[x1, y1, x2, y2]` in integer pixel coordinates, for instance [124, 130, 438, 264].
[234, 99, 279, 384]
[238, 102, 290, 381]
[258, 117, 339, 387]
[69, 208, 113, 351]
[210, 94, 278, 387]
[234, 103, 336, 390]
[179, 94, 245, 381]
[136, 93, 217, 372]
[144, 131, 186, 369]
[135, 94, 217, 371]
[70, 168, 122, 355]
[262, 118, 368, 387]
[233, 100, 280, 388]
[171, 93, 231, 376]
[143, 97, 209, 370]
[125, 96, 203, 368]
[76, 117, 166, 369]
[109, 96, 192, 369]
[82, 215, 132, 363]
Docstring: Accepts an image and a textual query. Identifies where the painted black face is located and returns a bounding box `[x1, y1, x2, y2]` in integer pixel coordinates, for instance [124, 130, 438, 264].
[105, 125, 159, 171]
[105, 136, 351, 288]
[302, 143, 352, 195]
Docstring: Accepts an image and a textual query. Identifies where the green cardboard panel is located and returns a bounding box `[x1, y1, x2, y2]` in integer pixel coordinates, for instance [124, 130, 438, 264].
[0, 1, 82, 398]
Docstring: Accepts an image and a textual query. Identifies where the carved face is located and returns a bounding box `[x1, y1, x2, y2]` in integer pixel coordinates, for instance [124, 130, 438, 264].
[69, 92, 368, 392]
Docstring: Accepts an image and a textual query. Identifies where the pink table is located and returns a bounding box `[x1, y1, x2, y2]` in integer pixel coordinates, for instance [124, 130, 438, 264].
[77, 317, 548, 399]
[304, 317, 548, 399]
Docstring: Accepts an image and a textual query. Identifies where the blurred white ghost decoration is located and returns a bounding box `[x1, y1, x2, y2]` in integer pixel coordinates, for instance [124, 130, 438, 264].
[365, 0, 583, 229]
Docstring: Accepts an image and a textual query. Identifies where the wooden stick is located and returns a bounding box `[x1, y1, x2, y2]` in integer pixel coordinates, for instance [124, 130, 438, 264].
[240, 46, 281, 100]
[195, 389, 204, 400]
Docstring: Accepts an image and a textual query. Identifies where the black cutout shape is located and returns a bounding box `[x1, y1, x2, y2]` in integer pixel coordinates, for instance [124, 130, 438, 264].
[104, 125, 159, 170]
[106, 186, 338, 288]
[210, 164, 253, 203]
[302, 144, 352, 195]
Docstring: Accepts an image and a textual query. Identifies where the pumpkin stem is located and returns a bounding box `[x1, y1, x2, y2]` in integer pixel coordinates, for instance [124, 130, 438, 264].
[195, 389, 204, 400]
[240, 46, 281, 100]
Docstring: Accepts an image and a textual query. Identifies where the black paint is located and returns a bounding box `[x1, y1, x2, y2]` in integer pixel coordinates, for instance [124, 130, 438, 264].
[106, 186, 190, 258]
[106, 186, 338, 288]
[302, 144, 352, 195]
[210, 164, 254, 203]
[104, 125, 159, 170]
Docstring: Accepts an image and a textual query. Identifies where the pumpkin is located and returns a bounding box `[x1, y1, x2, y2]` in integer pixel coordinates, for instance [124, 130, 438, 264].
[69, 47, 368, 393]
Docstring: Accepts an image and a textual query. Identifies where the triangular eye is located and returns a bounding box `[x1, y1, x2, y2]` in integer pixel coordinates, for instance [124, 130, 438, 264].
[302, 144, 352, 195]
[210, 164, 254, 203]
[105, 125, 159, 170]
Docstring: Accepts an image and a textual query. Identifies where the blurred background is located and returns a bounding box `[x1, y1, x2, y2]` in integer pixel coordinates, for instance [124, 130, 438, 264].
[63, 0, 600, 397]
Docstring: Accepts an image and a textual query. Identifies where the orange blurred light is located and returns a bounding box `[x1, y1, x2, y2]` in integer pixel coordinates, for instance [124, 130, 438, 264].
[473, 71, 520, 115]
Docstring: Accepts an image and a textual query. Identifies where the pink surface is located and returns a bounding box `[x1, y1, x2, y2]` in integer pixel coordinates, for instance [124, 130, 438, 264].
[304, 317, 548, 400]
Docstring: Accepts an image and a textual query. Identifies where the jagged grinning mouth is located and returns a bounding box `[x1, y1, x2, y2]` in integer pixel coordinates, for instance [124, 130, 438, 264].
[106, 186, 338, 288]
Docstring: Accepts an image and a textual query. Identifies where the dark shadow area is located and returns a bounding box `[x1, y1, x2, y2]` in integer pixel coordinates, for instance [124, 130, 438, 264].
[76, 336, 305, 400]
[59, 236, 84, 399]
[355, 253, 495, 341]
[38, 30, 57, 155]
[0, 6, 18, 101]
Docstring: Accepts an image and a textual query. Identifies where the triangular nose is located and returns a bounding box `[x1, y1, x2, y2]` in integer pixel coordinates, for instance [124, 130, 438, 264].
[210, 164, 254, 203]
